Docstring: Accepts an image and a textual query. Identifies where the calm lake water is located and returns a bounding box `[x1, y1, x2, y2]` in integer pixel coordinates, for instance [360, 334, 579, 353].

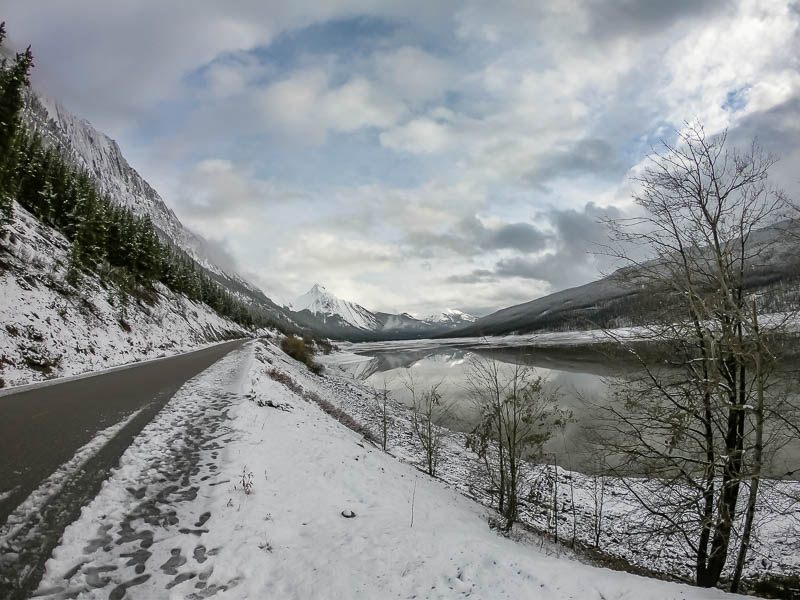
[329, 339, 800, 477]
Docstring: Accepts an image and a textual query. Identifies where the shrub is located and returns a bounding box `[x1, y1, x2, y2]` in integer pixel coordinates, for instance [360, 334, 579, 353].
[315, 338, 333, 355]
[280, 335, 323, 375]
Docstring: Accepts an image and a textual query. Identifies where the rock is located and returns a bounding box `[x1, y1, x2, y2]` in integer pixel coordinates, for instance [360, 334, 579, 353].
[341, 509, 356, 519]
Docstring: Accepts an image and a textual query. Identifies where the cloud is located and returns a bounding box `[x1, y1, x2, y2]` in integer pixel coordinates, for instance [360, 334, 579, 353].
[584, 0, 732, 39]
[443, 202, 621, 291]
[174, 159, 308, 220]
[380, 117, 456, 154]
[523, 137, 625, 184]
[201, 54, 268, 99]
[4, 1, 453, 135]
[256, 69, 406, 144]
[6, 0, 799, 315]
[407, 216, 550, 258]
[372, 46, 457, 104]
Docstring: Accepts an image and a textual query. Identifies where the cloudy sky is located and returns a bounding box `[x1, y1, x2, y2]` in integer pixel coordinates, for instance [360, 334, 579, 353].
[5, 1, 800, 315]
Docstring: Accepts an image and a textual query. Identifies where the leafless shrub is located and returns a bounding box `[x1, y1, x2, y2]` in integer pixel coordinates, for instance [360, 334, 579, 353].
[305, 389, 379, 445]
[238, 466, 254, 495]
[372, 380, 392, 451]
[403, 373, 451, 477]
[466, 358, 565, 529]
[267, 367, 305, 396]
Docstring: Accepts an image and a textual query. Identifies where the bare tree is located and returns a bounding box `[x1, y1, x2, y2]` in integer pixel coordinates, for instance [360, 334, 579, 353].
[590, 472, 606, 549]
[403, 374, 448, 477]
[595, 124, 799, 589]
[372, 379, 391, 452]
[466, 358, 564, 528]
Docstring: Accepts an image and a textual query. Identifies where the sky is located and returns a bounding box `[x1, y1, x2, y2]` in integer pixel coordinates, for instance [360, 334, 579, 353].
[4, 1, 800, 316]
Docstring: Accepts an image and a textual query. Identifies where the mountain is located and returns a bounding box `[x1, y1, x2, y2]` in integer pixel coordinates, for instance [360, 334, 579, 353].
[290, 284, 380, 331]
[444, 219, 800, 338]
[22, 90, 296, 330]
[287, 285, 478, 341]
[439, 276, 635, 338]
[423, 309, 478, 328]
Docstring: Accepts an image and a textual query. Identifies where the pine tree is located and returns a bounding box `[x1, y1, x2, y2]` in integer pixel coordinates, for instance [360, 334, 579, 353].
[66, 237, 84, 288]
[0, 27, 35, 230]
[0, 23, 280, 328]
[0, 31, 34, 204]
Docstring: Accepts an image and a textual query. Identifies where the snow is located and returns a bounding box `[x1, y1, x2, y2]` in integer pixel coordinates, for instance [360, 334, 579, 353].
[291, 284, 381, 330]
[24, 89, 287, 311]
[318, 343, 800, 583]
[290, 285, 480, 334]
[0, 204, 247, 388]
[330, 326, 648, 357]
[34, 339, 750, 598]
[423, 308, 479, 326]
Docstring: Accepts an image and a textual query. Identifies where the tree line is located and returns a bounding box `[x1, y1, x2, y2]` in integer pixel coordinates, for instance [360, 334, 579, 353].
[0, 23, 279, 331]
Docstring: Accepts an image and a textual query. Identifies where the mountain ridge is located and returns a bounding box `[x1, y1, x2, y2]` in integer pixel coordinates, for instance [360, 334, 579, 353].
[288, 284, 478, 340]
[442, 219, 800, 338]
[21, 88, 297, 330]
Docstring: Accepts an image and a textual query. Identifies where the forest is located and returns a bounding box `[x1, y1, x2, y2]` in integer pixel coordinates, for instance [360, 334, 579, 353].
[0, 24, 278, 331]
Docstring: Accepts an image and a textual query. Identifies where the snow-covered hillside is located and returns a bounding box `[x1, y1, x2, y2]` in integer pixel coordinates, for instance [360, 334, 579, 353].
[25, 93, 211, 276]
[451, 219, 800, 338]
[0, 204, 246, 388]
[22, 90, 289, 323]
[34, 339, 743, 599]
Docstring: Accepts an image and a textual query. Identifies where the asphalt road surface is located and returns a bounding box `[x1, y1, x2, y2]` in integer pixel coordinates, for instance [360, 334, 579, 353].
[0, 338, 246, 598]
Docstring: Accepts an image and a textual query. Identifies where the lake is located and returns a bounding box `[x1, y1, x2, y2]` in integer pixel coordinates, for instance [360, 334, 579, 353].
[325, 337, 800, 478]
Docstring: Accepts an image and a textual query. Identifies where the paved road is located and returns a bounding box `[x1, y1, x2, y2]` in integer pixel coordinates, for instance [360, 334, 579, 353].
[0, 339, 246, 598]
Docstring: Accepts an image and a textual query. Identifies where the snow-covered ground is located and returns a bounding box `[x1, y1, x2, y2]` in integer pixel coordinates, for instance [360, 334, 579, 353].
[334, 312, 800, 357]
[332, 327, 649, 356]
[317, 350, 800, 586]
[0, 204, 247, 389]
[33, 339, 758, 598]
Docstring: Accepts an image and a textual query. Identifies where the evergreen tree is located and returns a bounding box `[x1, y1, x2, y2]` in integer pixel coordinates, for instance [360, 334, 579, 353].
[0, 27, 33, 229]
[66, 237, 84, 287]
[0, 22, 284, 330]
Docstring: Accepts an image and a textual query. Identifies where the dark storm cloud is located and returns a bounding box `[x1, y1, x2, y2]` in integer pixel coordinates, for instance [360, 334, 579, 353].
[585, 0, 732, 39]
[524, 137, 625, 185]
[445, 269, 496, 284]
[445, 202, 621, 289]
[408, 215, 550, 258]
[481, 221, 549, 251]
[725, 98, 800, 202]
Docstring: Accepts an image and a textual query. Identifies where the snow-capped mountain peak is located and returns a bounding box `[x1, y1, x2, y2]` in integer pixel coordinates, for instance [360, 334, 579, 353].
[291, 284, 380, 331]
[423, 308, 478, 326]
[288, 286, 478, 338]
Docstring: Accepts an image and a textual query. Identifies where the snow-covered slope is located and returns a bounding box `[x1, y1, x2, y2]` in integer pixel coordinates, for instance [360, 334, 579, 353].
[25, 93, 209, 274]
[22, 90, 292, 327]
[291, 284, 381, 330]
[0, 204, 245, 388]
[33, 339, 745, 599]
